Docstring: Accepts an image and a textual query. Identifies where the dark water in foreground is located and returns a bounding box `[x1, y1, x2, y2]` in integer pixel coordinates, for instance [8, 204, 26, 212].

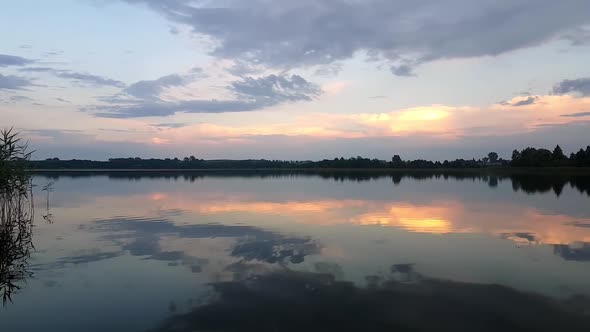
[3, 172, 590, 331]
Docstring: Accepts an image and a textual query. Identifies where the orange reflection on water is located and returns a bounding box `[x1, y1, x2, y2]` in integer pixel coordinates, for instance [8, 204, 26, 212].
[198, 200, 364, 215]
[355, 204, 457, 234]
[93, 192, 590, 246]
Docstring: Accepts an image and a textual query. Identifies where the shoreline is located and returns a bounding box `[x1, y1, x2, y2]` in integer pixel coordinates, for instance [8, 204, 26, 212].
[27, 167, 590, 174]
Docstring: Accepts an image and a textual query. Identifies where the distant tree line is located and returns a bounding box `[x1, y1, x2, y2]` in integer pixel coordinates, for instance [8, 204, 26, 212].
[29, 155, 506, 170]
[27, 145, 590, 170]
[511, 145, 590, 167]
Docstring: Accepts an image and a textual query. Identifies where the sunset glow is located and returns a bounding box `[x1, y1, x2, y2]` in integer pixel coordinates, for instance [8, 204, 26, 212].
[2, 1, 589, 159]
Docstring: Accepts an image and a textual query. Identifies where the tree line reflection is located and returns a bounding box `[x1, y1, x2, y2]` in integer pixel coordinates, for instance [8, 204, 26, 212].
[37, 170, 590, 197]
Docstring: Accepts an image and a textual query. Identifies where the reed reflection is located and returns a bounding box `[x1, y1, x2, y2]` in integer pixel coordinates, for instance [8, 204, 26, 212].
[0, 180, 34, 305]
[1, 129, 34, 305]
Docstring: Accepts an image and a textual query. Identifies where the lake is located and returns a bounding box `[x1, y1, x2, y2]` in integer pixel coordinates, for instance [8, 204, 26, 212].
[3, 171, 590, 331]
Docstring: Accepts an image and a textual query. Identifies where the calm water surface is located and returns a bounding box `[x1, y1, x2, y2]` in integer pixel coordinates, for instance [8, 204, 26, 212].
[3, 172, 590, 331]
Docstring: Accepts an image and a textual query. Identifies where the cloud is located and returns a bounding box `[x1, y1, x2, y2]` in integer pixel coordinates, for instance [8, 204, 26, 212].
[390, 64, 415, 77]
[55, 71, 125, 88]
[124, 74, 188, 100]
[0, 95, 33, 103]
[512, 96, 537, 107]
[123, 0, 590, 73]
[19, 66, 125, 88]
[124, 94, 590, 152]
[42, 50, 64, 57]
[498, 95, 540, 107]
[0, 74, 33, 90]
[19, 67, 54, 73]
[314, 63, 343, 77]
[56, 97, 71, 104]
[231, 74, 321, 103]
[0, 54, 33, 67]
[88, 99, 269, 118]
[151, 122, 189, 129]
[168, 25, 180, 35]
[89, 74, 321, 118]
[561, 111, 590, 117]
[99, 70, 205, 104]
[563, 26, 590, 46]
[553, 77, 590, 96]
[24, 128, 86, 140]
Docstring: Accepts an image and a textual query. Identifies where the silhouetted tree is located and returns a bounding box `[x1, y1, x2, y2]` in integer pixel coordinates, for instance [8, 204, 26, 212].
[512, 147, 552, 167]
[512, 150, 520, 162]
[487, 152, 499, 163]
[552, 145, 566, 160]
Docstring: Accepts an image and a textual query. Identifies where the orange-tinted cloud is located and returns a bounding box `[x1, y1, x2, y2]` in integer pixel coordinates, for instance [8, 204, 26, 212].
[98, 94, 590, 146]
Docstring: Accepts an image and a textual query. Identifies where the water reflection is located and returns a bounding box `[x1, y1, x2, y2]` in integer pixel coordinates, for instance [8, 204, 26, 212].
[554, 243, 590, 261]
[37, 170, 590, 196]
[72, 187, 590, 257]
[76, 216, 319, 270]
[152, 268, 590, 332]
[0, 178, 34, 305]
[4, 172, 590, 331]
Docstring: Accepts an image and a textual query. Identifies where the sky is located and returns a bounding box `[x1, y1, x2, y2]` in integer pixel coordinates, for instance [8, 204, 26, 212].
[1, 0, 590, 161]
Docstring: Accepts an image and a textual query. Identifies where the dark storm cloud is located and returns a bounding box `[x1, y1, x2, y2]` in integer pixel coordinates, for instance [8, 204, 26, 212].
[88, 74, 321, 118]
[0, 54, 33, 67]
[552, 78, 590, 96]
[560, 112, 590, 118]
[123, 0, 590, 73]
[0, 74, 33, 90]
